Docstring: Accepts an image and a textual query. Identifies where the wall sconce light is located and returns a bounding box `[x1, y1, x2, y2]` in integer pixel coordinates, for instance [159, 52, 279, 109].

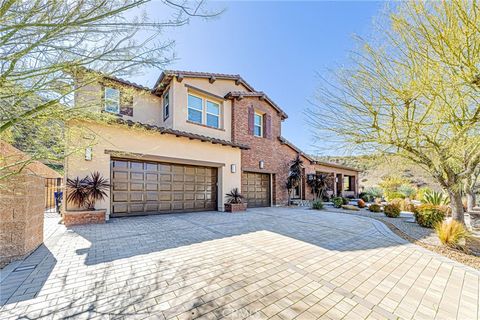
[259, 160, 265, 169]
[230, 164, 236, 173]
[85, 147, 92, 161]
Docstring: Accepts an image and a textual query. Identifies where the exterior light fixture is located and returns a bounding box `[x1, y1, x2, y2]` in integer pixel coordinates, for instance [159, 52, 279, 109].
[259, 160, 265, 169]
[85, 147, 92, 161]
[230, 164, 236, 173]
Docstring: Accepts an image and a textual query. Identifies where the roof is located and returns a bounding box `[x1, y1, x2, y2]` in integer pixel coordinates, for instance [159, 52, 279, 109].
[117, 119, 249, 150]
[225, 91, 288, 120]
[153, 70, 256, 95]
[0, 141, 62, 179]
[103, 74, 151, 92]
[278, 137, 361, 172]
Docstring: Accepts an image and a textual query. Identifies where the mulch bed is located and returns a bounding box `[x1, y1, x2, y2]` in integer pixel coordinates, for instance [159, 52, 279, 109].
[380, 220, 480, 270]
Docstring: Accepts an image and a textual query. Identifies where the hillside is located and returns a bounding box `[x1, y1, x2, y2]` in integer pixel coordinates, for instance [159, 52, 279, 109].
[316, 154, 442, 191]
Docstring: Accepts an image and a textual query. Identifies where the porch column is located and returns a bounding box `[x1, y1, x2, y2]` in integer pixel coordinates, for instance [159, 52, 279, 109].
[332, 172, 337, 196]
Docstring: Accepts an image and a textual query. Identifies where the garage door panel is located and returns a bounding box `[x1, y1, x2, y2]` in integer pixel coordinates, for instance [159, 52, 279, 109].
[111, 158, 217, 216]
[242, 172, 270, 208]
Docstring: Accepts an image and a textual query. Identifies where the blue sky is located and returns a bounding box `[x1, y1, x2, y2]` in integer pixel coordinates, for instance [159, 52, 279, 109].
[131, 1, 383, 156]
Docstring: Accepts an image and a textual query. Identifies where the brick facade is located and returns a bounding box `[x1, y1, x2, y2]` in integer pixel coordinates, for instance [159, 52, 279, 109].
[231, 97, 316, 205]
[0, 173, 44, 267]
[63, 210, 106, 227]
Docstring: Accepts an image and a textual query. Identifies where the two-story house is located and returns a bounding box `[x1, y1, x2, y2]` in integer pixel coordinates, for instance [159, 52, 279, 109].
[65, 70, 359, 219]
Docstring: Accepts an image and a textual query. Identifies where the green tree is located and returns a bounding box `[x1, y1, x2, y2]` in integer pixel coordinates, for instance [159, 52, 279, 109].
[0, 0, 219, 180]
[308, 0, 480, 223]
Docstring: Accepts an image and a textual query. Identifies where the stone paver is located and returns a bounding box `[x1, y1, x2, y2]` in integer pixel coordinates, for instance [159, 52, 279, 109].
[0, 207, 479, 319]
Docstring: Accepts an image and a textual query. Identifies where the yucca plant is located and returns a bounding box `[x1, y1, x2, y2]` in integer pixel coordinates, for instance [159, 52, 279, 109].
[225, 188, 244, 204]
[66, 172, 110, 210]
[435, 220, 468, 248]
[422, 190, 450, 206]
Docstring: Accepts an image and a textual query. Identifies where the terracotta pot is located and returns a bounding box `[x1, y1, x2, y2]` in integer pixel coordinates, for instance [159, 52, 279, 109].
[224, 203, 247, 213]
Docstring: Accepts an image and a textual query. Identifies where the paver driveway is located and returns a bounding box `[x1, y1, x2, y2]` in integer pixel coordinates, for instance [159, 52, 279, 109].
[1, 207, 479, 320]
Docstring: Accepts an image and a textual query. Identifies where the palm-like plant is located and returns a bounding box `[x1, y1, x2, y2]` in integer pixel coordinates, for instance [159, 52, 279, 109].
[286, 155, 303, 203]
[422, 190, 450, 206]
[307, 173, 329, 200]
[66, 172, 110, 210]
[225, 188, 244, 204]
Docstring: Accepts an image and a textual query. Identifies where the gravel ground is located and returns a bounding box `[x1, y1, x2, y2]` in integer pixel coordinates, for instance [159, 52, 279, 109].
[323, 205, 480, 270]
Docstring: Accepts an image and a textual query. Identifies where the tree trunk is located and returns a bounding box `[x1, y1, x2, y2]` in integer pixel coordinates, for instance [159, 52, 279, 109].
[448, 191, 464, 223]
[466, 192, 476, 212]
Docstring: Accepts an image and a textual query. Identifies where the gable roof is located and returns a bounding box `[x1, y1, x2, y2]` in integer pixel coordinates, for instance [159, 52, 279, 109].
[278, 136, 315, 163]
[225, 91, 288, 120]
[153, 70, 256, 95]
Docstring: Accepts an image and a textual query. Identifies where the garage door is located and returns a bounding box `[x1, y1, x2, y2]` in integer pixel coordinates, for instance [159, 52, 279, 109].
[242, 172, 270, 207]
[110, 159, 217, 216]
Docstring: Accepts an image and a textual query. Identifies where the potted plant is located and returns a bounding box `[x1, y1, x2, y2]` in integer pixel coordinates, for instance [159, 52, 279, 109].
[224, 188, 247, 212]
[64, 171, 110, 226]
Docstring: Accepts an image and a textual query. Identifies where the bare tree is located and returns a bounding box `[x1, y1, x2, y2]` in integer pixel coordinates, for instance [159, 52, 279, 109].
[308, 0, 480, 223]
[0, 0, 220, 180]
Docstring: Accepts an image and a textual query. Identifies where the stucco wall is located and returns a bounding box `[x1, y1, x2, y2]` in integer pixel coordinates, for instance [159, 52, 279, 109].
[65, 121, 242, 217]
[170, 78, 250, 141]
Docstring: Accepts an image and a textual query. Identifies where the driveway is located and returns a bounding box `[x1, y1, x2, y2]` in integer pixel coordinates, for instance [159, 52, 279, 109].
[1, 207, 479, 319]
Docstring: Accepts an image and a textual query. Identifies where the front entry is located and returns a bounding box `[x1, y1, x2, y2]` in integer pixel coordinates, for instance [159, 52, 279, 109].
[241, 172, 271, 207]
[110, 159, 217, 216]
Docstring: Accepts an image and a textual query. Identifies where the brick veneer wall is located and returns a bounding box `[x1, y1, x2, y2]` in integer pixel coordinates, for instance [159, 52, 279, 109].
[0, 173, 44, 267]
[232, 97, 316, 205]
[63, 210, 106, 227]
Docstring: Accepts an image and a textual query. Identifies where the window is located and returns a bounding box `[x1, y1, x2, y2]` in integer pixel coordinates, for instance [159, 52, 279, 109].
[206, 101, 220, 128]
[254, 113, 263, 137]
[343, 176, 351, 191]
[163, 91, 169, 120]
[104, 87, 120, 114]
[188, 94, 203, 124]
[187, 93, 221, 129]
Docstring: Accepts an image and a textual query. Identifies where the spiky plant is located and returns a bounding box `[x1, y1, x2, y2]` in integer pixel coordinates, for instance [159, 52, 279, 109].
[226, 188, 244, 204]
[66, 176, 89, 208]
[422, 190, 450, 206]
[435, 220, 468, 248]
[85, 171, 110, 209]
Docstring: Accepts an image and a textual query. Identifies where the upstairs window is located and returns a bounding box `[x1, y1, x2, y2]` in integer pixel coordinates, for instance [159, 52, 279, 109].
[206, 101, 220, 128]
[187, 93, 221, 129]
[104, 87, 120, 114]
[188, 94, 203, 124]
[163, 91, 169, 120]
[254, 113, 263, 137]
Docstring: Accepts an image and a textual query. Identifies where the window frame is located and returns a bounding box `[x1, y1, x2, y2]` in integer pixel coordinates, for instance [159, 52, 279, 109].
[104, 87, 120, 114]
[253, 112, 263, 137]
[163, 91, 170, 120]
[187, 92, 222, 129]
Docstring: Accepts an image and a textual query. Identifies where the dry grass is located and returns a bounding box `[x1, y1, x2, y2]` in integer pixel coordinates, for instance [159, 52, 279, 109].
[435, 220, 468, 248]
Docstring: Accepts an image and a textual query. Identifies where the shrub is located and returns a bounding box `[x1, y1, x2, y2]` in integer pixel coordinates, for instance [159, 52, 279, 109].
[390, 198, 416, 212]
[435, 220, 468, 248]
[384, 191, 405, 201]
[342, 205, 359, 211]
[342, 197, 349, 205]
[66, 172, 110, 210]
[422, 190, 449, 206]
[384, 203, 401, 218]
[358, 192, 373, 202]
[369, 204, 382, 212]
[389, 198, 403, 208]
[415, 204, 445, 228]
[357, 199, 366, 208]
[332, 197, 344, 208]
[379, 175, 409, 194]
[416, 187, 433, 201]
[398, 184, 417, 199]
[312, 200, 324, 210]
[364, 187, 383, 199]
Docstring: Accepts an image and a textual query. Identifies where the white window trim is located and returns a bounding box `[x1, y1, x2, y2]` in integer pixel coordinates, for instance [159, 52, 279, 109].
[163, 91, 169, 120]
[254, 112, 263, 137]
[187, 92, 222, 129]
[104, 87, 120, 114]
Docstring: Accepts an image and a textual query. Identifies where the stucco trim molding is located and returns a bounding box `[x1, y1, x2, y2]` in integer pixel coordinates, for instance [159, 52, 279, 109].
[105, 149, 227, 167]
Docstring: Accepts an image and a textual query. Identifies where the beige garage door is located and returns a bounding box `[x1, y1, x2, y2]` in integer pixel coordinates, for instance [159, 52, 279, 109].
[242, 172, 271, 207]
[110, 159, 217, 216]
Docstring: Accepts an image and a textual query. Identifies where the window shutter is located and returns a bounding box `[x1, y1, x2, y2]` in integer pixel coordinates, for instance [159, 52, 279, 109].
[120, 93, 133, 116]
[264, 114, 272, 139]
[248, 105, 254, 135]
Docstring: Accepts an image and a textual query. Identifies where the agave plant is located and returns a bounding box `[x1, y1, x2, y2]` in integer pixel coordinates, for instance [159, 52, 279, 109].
[66, 172, 110, 210]
[422, 190, 450, 206]
[226, 188, 244, 204]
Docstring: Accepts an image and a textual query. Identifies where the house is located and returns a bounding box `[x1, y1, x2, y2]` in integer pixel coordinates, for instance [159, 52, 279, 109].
[65, 70, 359, 219]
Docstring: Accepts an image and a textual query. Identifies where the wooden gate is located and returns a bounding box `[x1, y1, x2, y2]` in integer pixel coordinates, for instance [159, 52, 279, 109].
[45, 178, 62, 213]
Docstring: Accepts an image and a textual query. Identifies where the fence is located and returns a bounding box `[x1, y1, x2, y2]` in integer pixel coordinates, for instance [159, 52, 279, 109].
[45, 178, 62, 213]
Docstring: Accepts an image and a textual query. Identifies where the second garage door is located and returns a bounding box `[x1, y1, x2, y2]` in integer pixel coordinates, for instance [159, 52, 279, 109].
[242, 172, 271, 207]
[111, 159, 217, 216]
